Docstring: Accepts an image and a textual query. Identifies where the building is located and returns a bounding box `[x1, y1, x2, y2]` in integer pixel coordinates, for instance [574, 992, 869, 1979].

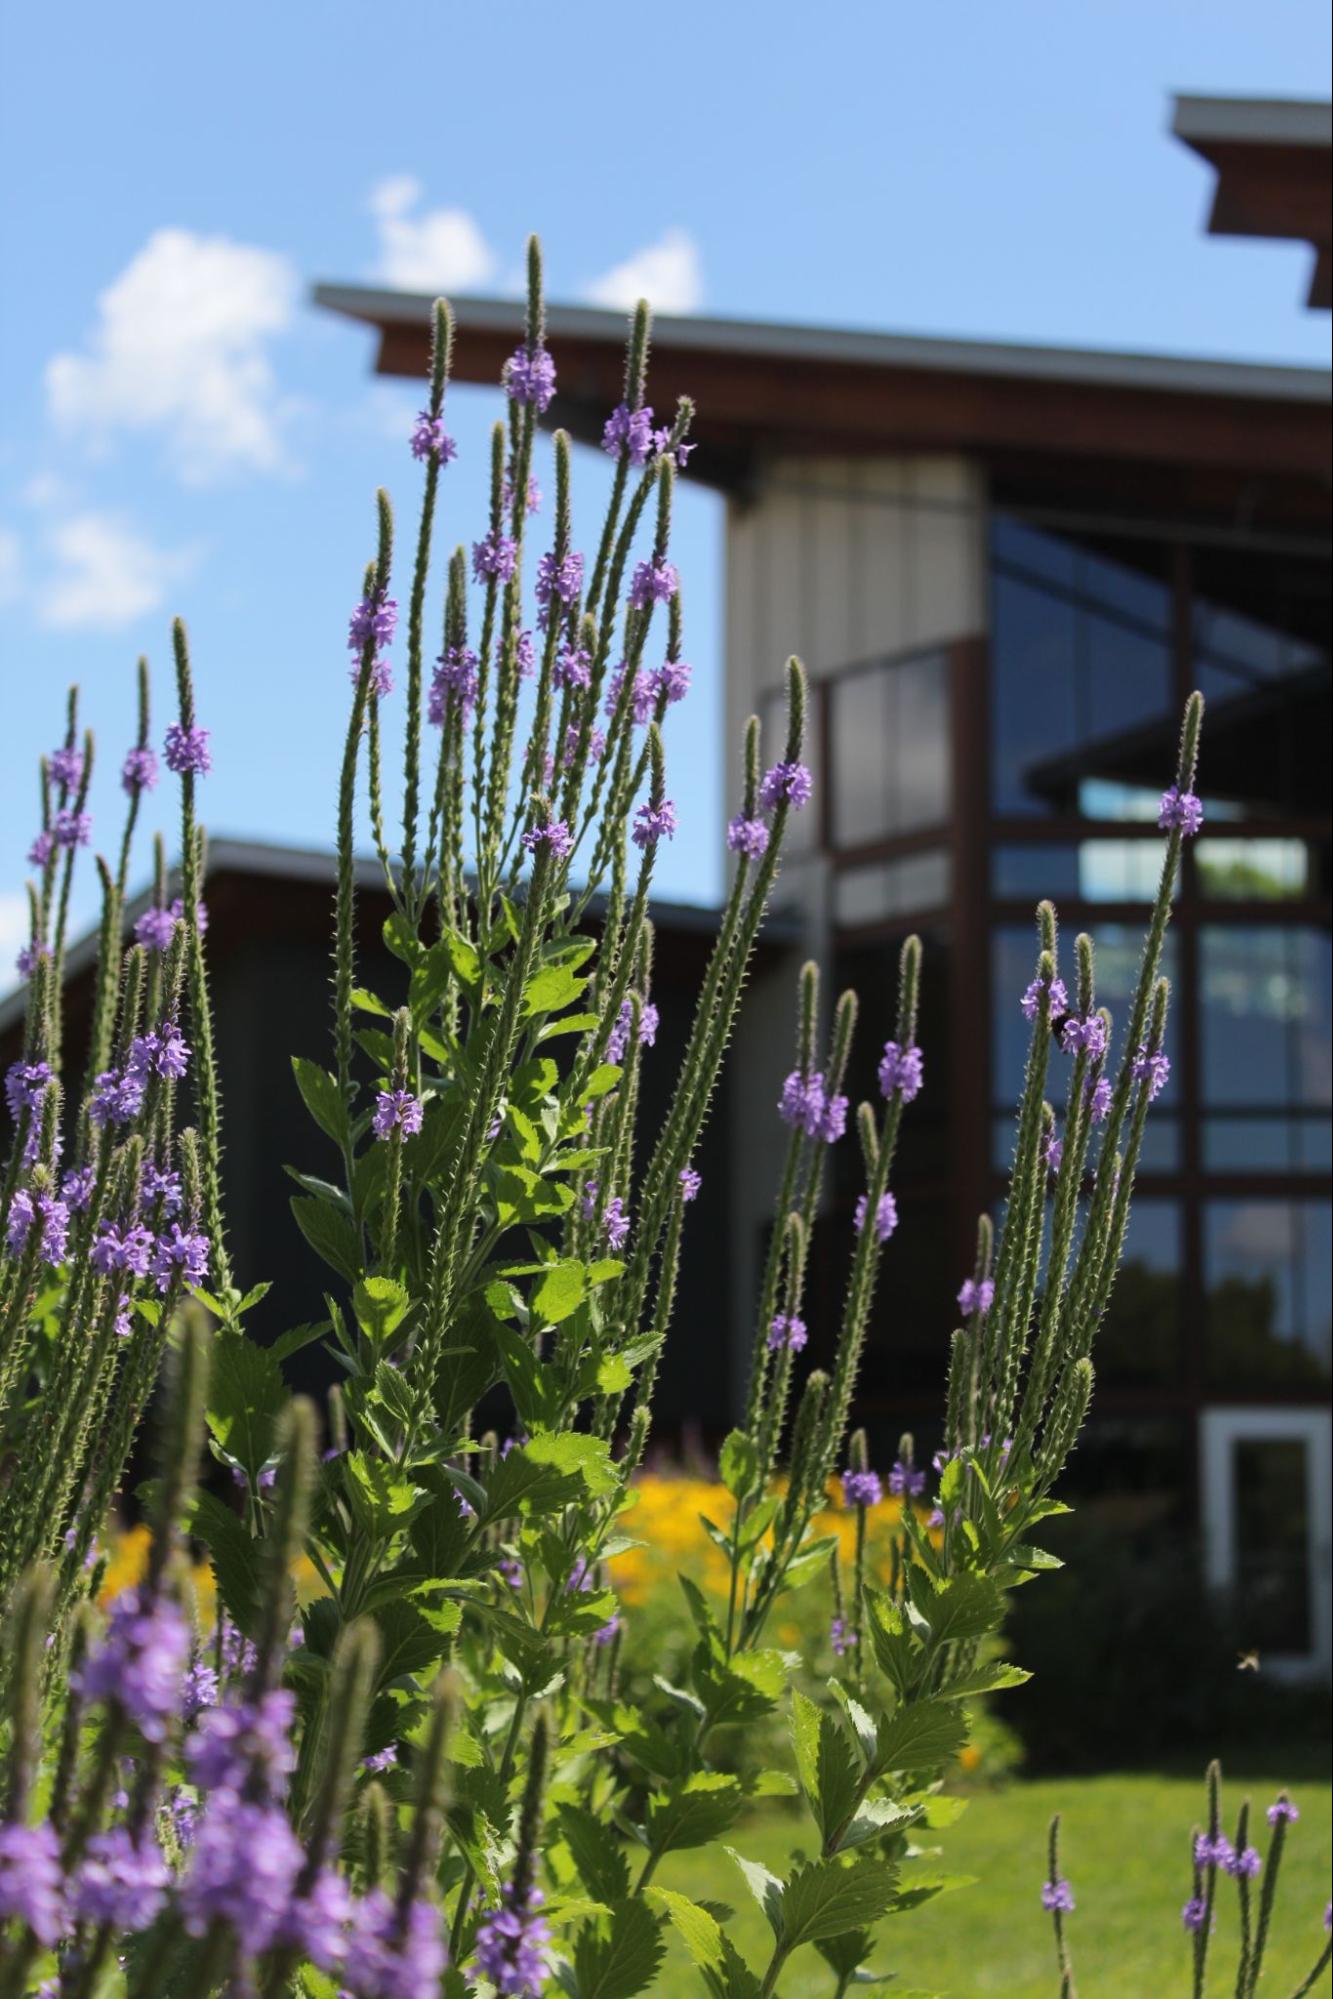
[313, 95, 1332, 1675]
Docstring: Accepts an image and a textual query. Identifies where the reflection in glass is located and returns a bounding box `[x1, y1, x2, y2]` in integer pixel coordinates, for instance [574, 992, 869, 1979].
[1197, 840, 1310, 901]
[1205, 1200, 1332, 1387]
[1232, 1441, 1311, 1654]
[1097, 1200, 1182, 1386]
[834, 852, 951, 928]
[830, 651, 950, 849]
[1200, 927, 1331, 1112]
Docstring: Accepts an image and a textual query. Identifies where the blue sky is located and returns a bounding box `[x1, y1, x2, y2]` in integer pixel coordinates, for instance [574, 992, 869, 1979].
[1, 0, 1329, 982]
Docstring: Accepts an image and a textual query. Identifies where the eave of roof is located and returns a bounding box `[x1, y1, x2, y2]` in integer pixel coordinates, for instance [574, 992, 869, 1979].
[1172, 95, 1332, 151]
[1171, 94, 1332, 309]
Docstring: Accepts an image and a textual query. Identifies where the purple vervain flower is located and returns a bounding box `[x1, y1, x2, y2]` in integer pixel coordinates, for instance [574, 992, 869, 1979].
[1085, 1074, 1113, 1123]
[1061, 1013, 1109, 1061]
[348, 592, 398, 656]
[606, 663, 655, 724]
[473, 1879, 553, 1997]
[1044, 1134, 1064, 1177]
[429, 644, 480, 723]
[363, 1744, 399, 1774]
[958, 1277, 995, 1316]
[52, 807, 92, 848]
[186, 1688, 297, 1801]
[170, 895, 208, 935]
[515, 629, 537, 677]
[128, 1022, 191, 1081]
[1194, 1833, 1233, 1870]
[1132, 1046, 1171, 1101]
[342, 1887, 449, 1999]
[121, 744, 159, 794]
[49, 743, 85, 791]
[1223, 1844, 1262, 1879]
[1267, 1797, 1299, 1825]
[726, 814, 769, 859]
[1041, 1879, 1076, 1914]
[758, 761, 814, 812]
[830, 1617, 857, 1656]
[841, 1467, 883, 1509]
[535, 549, 584, 624]
[888, 1459, 926, 1498]
[6, 1058, 52, 1124]
[653, 658, 692, 705]
[628, 555, 679, 609]
[89, 1067, 145, 1128]
[90, 1221, 155, 1277]
[372, 1089, 424, 1141]
[143, 1162, 183, 1214]
[854, 1191, 898, 1242]
[410, 409, 457, 464]
[179, 1795, 303, 1951]
[768, 1312, 808, 1353]
[1159, 785, 1204, 835]
[27, 829, 55, 868]
[16, 939, 49, 980]
[151, 1223, 210, 1292]
[134, 904, 178, 952]
[522, 819, 574, 861]
[72, 1827, 170, 1931]
[77, 1589, 190, 1741]
[602, 402, 656, 465]
[878, 1040, 924, 1102]
[554, 645, 592, 691]
[353, 653, 394, 698]
[503, 472, 543, 518]
[61, 1164, 95, 1212]
[1182, 1895, 1208, 1933]
[603, 1196, 630, 1251]
[6, 1187, 70, 1266]
[679, 1165, 702, 1202]
[0, 1820, 65, 1946]
[472, 531, 518, 584]
[505, 345, 557, 412]
[164, 722, 211, 777]
[1021, 973, 1068, 1022]
[605, 997, 659, 1066]
[632, 798, 677, 848]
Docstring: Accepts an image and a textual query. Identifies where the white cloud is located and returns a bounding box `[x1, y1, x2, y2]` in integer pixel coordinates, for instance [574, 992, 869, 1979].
[584, 228, 704, 315]
[37, 512, 196, 632]
[46, 228, 297, 483]
[368, 177, 497, 293]
[0, 526, 19, 607]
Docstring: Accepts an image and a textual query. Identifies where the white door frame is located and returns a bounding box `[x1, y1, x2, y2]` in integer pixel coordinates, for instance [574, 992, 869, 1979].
[1200, 1406, 1333, 1682]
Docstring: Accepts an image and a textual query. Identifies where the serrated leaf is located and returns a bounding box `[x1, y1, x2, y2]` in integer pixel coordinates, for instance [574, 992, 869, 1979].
[571, 1897, 665, 1999]
[532, 1259, 586, 1326]
[290, 1195, 362, 1284]
[205, 1336, 286, 1480]
[727, 1848, 786, 1941]
[647, 1889, 762, 1999]
[937, 1662, 1032, 1700]
[873, 1698, 968, 1775]
[791, 1689, 862, 1842]
[645, 1773, 744, 1855]
[916, 1571, 1006, 1646]
[184, 1488, 261, 1636]
[719, 1428, 759, 1500]
[780, 1859, 897, 1948]
[557, 1804, 631, 1905]
[291, 1056, 348, 1148]
[343, 1452, 421, 1539]
[352, 1275, 411, 1345]
[523, 963, 588, 1019]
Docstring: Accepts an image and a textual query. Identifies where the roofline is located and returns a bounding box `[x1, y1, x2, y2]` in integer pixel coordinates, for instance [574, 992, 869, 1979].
[1172, 94, 1332, 152]
[312, 284, 1331, 408]
[0, 837, 742, 1034]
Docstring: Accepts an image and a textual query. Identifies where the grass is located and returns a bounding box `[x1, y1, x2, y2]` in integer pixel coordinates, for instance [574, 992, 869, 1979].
[647, 1765, 1332, 1997]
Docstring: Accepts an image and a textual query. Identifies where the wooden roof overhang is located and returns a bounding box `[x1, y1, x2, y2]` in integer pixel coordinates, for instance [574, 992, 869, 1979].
[313, 284, 1331, 531]
[1173, 95, 1333, 309]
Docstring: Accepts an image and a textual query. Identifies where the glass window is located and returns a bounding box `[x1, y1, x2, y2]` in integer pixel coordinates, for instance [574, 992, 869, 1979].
[1200, 927, 1331, 1111]
[1205, 1199, 1332, 1388]
[834, 852, 950, 928]
[1231, 1440, 1312, 1654]
[1196, 839, 1311, 901]
[990, 518, 1174, 818]
[829, 651, 950, 849]
[993, 840, 1165, 903]
[1097, 1200, 1182, 1387]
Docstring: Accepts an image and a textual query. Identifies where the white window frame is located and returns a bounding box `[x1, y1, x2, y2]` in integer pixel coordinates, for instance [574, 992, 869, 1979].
[1200, 1406, 1332, 1682]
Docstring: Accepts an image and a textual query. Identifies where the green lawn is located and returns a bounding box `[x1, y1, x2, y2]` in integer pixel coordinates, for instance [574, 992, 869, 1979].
[648, 1767, 1332, 1996]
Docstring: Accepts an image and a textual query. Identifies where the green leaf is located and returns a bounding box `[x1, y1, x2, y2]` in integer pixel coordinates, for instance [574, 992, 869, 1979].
[912, 1570, 1006, 1647]
[718, 1429, 759, 1500]
[595, 1355, 632, 1396]
[350, 986, 392, 1018]
[383, 912, 421, 966]
[205, 1336, 286, 1480]
[780, 1859, 897, 1948]
[536, 1011, 600, 1043]
[352, 1276, 410, 1345]
[647, 1890, 763, 1999]
[185, 1489, 261, 1636]
[409, 940, 458, 1021]
[791, 1690, 861, 1843]
[266, 1321, 329, 1366]
[695, 1647, 787, 1730]
[556, 1804, 631, 1905]
[343, 1452, 421, 1540]
[727, 1849, 786, 1941]
[532, 1259, 586, 1326]
[480, 1430, 616, 1524]
[371, 1598, 446, 1686]
[937, 1661, 1033, 1700]
[578, 1064, 622, 1106]
[290, 1195, 362, 1284]
[442, 928, 480, 986]
[873, 1698, 968, 1775]
[291, 1056, 348, 1149]
[571, 1898, 665, 1999]
[522, 962, 588, 1019]
[646, 1774, 744, 1856]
